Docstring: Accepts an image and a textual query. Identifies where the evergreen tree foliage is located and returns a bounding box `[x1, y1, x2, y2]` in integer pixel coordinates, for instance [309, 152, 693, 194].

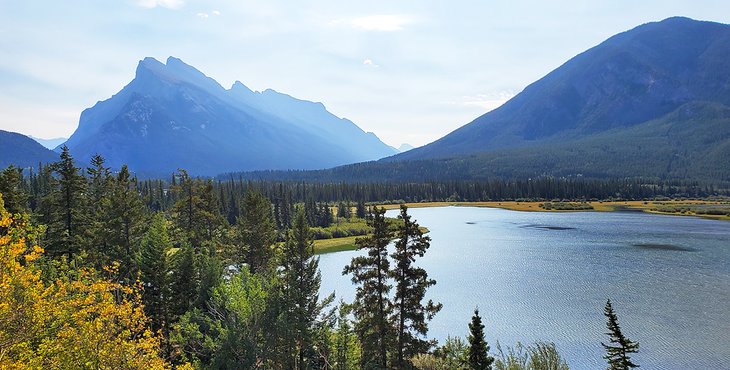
[196, 247, 224, 310]
[602, 299, 639, 370]
[105, 165, 146, 282]
[42, 145, 88, 259]
[279, 207, 331, 369]
[337, 201, 352, 220]
[170, 170, 225, 249]
[84, 154, 113, 266]
[209, 267, 270, 368]
[170, 244, 198, 318]
[356, 200, 367, 219]
[468, 308, 494, 370]
[236, 189, 277, 272]
[0, 165, 28, 214]
[390, 205, 442, 369]
[139, 213, 173, 333]
[334, 301, 360, 370]
[343, 206, 393, 369]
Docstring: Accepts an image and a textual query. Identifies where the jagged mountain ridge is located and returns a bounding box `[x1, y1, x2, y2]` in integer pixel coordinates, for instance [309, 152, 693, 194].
[63, 57, 396, 176]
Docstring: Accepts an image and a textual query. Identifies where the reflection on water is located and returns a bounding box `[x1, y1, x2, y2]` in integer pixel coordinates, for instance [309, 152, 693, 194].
[319, 207, 730, 370]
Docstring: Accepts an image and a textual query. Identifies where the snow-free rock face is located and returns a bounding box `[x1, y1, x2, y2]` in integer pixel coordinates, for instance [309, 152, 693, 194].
[64, 57, 396, 177]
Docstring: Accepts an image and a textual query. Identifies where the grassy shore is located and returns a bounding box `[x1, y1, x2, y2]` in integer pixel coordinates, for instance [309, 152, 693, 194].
[314, 200, 728, 254]
[380, 200, 730, 221]
[314, 235, 359, 255]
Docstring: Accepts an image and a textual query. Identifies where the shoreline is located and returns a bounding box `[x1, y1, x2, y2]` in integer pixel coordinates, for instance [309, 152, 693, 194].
[378, 200, 730, 221]
[315, 199, 728, 254]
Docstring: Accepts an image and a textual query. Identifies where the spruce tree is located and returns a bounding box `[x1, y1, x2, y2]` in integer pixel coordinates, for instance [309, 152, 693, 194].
[356, 200, 367, 219]
[0, 165, 28, 214]
[139, 213, 173, 332]
[171, 171, 225, 250]
[468, 308, 494, 370]
[106, 165, 146, 282]
[236, 189, 277, 272]
[334, 301, 356, 370]
[343, 206, 393, 369]
[43, 145, 88, 259]
[391, 205, 441, 369]
[170, 243, 198, 318]
[279, 208, 328, 369]
[84, 154, 112, 266]
[602, 299, 639, 370]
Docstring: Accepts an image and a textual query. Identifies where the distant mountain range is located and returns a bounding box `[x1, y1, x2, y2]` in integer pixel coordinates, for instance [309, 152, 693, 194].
[4, 17, 728, 182]
[0, 130, 58, 170]
[230, 17, 730, 182]
[29, 136, 67, 150]
[61, 57, 396, 176]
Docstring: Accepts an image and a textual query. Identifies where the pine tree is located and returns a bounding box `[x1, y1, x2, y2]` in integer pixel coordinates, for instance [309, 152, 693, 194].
[337, 201, 351, 220]
[356, 200, 366, 219]
[170, 244, 198, 318]
[106, 165, 146, 282]
[196, 248, 223, 310]
[602, 299, 639, 370]
[334, 301, 357, 370]
[171, 171, 225, 250]
[85, 154, 112, 266]
[140, 213, 173, 333]
[391, 205, 441, 369]
[279, 208, 328, 369]
[0, 165, 28, 214]
[236, 189, 276, 272]
[468, 308, 494, 370]
[343, 206, 393, 369]
[43, 145, 88, 259]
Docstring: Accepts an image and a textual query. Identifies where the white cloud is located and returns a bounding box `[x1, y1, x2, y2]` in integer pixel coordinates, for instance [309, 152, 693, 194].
[136, 0, 184, 9]
[212, 10, 221, 16]
[363, 59, 380, 68]
[196, 12, 209, 19]
[334, 14, 413, 32]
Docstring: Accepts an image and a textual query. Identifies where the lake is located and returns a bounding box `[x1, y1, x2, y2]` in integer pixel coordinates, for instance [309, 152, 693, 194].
[318, 206, 730, 369]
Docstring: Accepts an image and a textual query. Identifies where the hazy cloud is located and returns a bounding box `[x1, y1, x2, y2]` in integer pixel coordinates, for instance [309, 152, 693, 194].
[136, 0, 184, 9]
[334, 14, 413, 32]
[196, 12, 209, 19]
[363, 59, 380, 68]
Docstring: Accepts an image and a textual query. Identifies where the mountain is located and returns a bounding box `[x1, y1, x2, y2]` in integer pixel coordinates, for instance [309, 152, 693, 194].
[29, 136, 67, 150]
[227, 17, 730, 183]
[63, 57, 396, 176]
[390, 17, 730, 181]
[0, 130, 58, 169]
[397, 143, 415, 153]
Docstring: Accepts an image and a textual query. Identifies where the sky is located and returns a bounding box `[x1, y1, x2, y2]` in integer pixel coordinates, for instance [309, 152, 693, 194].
[1, 1, 730, 148]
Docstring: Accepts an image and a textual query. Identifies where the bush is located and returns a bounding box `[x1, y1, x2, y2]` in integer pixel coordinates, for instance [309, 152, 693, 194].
[310, 228, 332, 240]
[493, 341, 569, 370]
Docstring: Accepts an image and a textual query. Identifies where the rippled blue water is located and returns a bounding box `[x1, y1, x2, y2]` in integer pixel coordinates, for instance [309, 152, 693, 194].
[318, 207, 730, 370]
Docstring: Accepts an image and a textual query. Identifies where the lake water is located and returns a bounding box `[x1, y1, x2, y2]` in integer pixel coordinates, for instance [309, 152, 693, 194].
[318, 207, 730, 370]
